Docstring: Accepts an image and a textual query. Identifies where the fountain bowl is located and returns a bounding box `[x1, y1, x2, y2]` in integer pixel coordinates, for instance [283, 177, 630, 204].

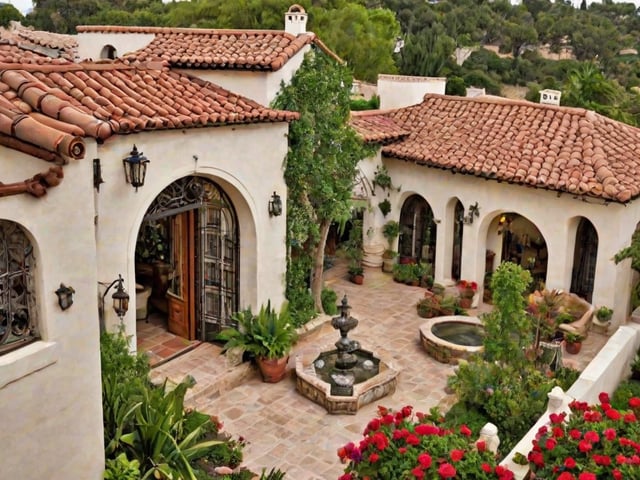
[419, 316, 485, 364]
[295, 347, 399, 415]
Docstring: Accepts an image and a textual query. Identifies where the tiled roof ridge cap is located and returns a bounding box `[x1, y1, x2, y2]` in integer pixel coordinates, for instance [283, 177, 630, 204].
[76, 25, 303, 38]
[379, 74, 447, 82]
[350, 108, 399, 117]
[422, 93, 593, 116]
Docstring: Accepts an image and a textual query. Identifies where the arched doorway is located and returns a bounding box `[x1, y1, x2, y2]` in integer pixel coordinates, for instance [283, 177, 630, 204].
[135, 176, 239, 343]
[452, 200, 464, 280]
[497, 213, 548, 289]
[398, 195, 436, 265]
[570, 218, 598, 303]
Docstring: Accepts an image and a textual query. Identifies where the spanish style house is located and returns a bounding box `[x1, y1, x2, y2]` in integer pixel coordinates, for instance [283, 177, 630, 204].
[0, 9, 319, 478]
[352, 93, 640, 331]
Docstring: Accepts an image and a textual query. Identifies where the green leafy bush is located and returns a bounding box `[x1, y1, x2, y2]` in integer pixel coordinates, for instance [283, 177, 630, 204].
[103, 453, 140, 480]
[612, 379, 640, 410]
[321, 287, 338, 315]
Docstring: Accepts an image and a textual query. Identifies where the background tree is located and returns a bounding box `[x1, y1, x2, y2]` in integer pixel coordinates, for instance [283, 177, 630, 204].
[272, 49, 372, 319]
[0, 4, 23, 27]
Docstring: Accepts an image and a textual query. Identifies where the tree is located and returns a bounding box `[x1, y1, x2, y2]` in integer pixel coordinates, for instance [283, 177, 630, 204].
[398, 25, 456, 77]
[272, 49, 372, 318]
[0, 4, 23, 27]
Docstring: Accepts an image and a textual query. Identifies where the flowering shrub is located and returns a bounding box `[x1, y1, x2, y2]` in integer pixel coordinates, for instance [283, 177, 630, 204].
[338, 405, 513, 479]
[527, 392, 640, 479]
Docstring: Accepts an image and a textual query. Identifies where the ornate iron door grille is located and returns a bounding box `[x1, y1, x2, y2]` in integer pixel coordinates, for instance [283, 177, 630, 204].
[142, 177, 239, 340]
[0, 221, 38, 355]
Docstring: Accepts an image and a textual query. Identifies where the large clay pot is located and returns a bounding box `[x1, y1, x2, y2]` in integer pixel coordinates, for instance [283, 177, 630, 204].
[257, 356, 289, 383]
[458, 297, 472, 309]
[565, 341, 582, 355]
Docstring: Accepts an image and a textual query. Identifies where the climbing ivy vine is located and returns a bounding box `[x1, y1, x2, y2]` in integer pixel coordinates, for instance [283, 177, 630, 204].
[272, 48, 373, 323]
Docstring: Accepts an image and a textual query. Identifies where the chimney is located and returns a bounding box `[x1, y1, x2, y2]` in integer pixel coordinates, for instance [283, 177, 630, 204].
[539, 89, 561, 106]
[285, 4, 307, 35]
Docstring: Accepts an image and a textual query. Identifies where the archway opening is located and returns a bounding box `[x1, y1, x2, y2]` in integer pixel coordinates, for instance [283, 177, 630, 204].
[135, 176, 239, 364]
[570, 218, 598, 303]
[451, 200, 464, 280]
[495, 212, 548, 290]
[398, 194, 436, 265]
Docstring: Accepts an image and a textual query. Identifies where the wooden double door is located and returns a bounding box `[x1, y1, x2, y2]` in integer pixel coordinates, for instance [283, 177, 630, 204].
[141, 177, 238, 341]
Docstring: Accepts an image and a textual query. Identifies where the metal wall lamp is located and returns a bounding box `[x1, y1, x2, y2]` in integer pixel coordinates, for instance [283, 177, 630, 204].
[122, 145, 149, 192]
[55, 283, 75, 310]
[102, 274, 130, 320]
[460, 201, 480, 225]
[269, 191, 283, 217]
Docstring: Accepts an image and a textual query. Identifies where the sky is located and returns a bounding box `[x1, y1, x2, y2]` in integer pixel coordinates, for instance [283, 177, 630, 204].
[6, 1, 32, 15]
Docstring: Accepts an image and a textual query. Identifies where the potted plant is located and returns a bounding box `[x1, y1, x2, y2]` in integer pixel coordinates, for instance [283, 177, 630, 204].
[596, 305, 613, 323]
[217, 301, 297, 383]
[564, 331, 583, 354]
[382, 220, 400, 273]
[456, 280, 477, 309]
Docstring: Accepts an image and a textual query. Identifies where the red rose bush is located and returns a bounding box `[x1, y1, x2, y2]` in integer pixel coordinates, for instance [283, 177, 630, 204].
[338, 405, 513, 479]
[527, 392, 640, 479]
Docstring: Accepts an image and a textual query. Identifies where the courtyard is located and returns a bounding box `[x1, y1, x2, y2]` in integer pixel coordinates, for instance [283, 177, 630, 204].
[149, 259, 608, 479]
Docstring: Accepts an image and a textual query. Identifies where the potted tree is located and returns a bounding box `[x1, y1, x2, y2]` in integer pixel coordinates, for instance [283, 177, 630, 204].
[382, 220, 400, 273]
[564, 332, 583, 355]
[218, 301, 297, 383]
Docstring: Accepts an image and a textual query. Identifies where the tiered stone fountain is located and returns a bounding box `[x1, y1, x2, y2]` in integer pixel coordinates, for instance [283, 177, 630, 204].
[295, 295, 399, 414]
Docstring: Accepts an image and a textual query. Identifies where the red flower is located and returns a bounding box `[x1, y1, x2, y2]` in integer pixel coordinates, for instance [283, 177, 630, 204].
[578, 440, 593, 453]
[599, 392, 611, 404]
[406, 434, 420, 446]
[564, 457, 577, 469]
[569, 429, 582, 440]
[401, 405, 413, 418]
[459, 424, 471, 437]
[604, 428, 616, 441]
[338, 474, 353, 480]
[558, 473, 575, 480]
[438, 463, 457, 478]
[450, 449, 464, 462]
[476, 440, 486, 452]
[415, 424, 440, 436]
[584, 431, 600, 443]
[417, 453, 432, 468]
[613, 469, 623, 480]
[629, 397, 640, 409]
[369, 453, 380, 463]
[545, 438, 557, 451]
[606, 409, 622, 421]
[481, 463, 492, 473]
[578, 473, 596, 480]
[398, 447, 407, 454]
[411, 467, 424, 479]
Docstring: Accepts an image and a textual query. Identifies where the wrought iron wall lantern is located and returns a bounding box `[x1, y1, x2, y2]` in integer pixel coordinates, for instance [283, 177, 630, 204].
[93, 158, 104, 191]
[122, 145, 149, 192]
[102, 274, 130, 320]
[269, 191, 283, 217]
[55, 283, 75, 310]
[459, 201, 480, 225]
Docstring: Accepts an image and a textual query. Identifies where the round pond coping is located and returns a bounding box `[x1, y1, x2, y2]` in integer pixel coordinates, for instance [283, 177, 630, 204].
[419, 315, 485, 364]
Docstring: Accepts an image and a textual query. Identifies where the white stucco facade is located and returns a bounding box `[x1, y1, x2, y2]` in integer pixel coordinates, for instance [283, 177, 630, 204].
[0, 143, 104, 480]
[362, 155, 639, 331]
[96, 123, 289, 338]
[76, 32, 156, 61]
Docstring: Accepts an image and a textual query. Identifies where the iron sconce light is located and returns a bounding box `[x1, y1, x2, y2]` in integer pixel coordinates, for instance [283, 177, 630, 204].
[269, 191, 282, 217]
[102, 274, 130, 320]
[55, 283, 75, 310]
[459, 202, 480, 225]
[122, 145, 149, 192]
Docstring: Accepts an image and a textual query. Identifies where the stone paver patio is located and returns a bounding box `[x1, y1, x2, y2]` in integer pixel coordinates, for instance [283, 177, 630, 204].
[152, 260, 608, 479]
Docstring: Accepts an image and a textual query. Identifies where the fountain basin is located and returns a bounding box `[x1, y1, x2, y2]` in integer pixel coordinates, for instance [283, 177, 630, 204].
[295, 348, 399, 415]
[419, 316, 485, 364]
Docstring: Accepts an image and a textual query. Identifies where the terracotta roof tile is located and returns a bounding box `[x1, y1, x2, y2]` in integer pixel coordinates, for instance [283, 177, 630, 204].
[0, 22, 76, 61]
[350, 110, 410, 143]
[0, 60, 298, 198]
[76, 25, 342, 70]
[352, 94, 640, 203]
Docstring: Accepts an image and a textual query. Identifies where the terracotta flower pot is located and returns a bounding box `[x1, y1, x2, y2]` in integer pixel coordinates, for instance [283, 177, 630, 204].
[458, 297, 472, 309]
[350, 274, 364, 285]
[565, 341, 582, 355]
[257, 356, 289, 383]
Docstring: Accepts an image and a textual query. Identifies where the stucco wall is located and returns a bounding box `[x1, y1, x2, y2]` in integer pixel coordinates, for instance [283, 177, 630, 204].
[363, 156, 640, 329]
[176, 46, 311, 106]
[76, 32, 156, 61]
[95, 123, 289, 341]
[0, 144, 104, 479]
[378, 75, 447, 110]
